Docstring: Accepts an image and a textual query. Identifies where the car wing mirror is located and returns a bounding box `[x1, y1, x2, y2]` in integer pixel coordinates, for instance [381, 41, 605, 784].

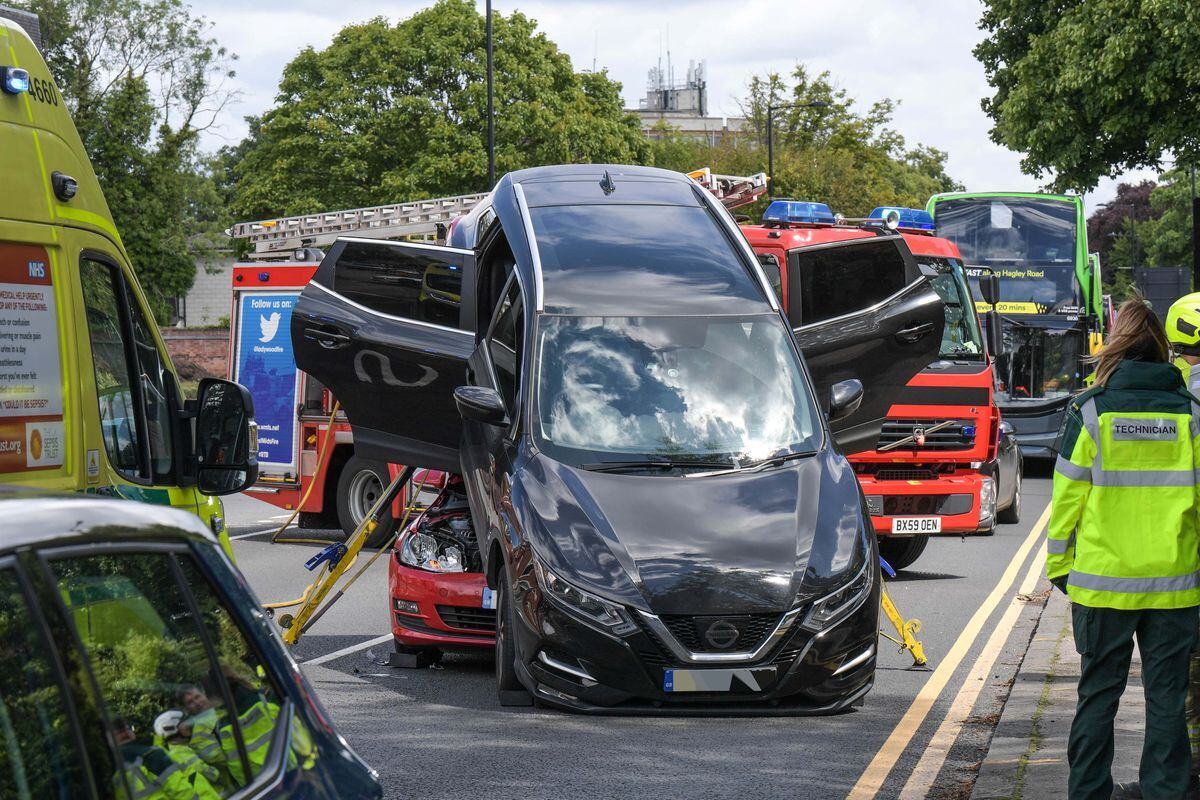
[454, 386, 508, 426]
[194, 378, 259, 496]
[828, 379, 864, 423]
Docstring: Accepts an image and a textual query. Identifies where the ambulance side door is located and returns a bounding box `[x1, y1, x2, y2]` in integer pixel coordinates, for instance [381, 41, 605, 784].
[74, 240, 198, 514]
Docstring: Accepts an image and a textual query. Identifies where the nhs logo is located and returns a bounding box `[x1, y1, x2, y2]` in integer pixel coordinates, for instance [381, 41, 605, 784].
[27, 261, 46, 279]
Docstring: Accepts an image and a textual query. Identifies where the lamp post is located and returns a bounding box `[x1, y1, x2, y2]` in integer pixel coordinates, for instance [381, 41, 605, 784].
[766, 101, 829, 199]
[486, 0, 495, 189]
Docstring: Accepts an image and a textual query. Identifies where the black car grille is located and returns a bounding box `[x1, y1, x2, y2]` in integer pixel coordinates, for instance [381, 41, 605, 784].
[877, 419, 976, 452]
[435, 605, 496, 633]
[659, 614, 780, 653]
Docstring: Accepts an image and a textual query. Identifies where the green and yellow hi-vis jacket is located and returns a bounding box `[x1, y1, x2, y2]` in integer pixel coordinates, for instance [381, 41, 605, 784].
[1174, 355, 1200, 396]
[1049, 359, 1200, 610]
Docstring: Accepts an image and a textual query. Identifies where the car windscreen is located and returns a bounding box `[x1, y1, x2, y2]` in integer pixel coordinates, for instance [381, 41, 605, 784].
[533, 313, 822, 467]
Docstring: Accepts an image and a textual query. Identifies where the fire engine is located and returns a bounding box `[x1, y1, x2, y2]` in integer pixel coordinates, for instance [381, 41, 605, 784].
[740, 201, 1022, 568]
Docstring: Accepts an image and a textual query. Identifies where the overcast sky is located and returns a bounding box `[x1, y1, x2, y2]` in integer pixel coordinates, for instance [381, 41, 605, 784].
[198, 0, 1155, 213]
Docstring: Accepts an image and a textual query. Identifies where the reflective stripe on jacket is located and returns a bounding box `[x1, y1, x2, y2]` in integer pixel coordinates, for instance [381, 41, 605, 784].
[164, 743, 222, 796]
[1049, 359, 1200, 610]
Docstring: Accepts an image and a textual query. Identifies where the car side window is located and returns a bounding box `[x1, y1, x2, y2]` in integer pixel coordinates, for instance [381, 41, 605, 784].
[487, 276, 523, 414]
[333, 241, 463, 329]
[0, 566, 92, 798]
[794, 239, 907, 326]
[80, 257, 173, 483]
[50, 551, 300, 798]
[757, 253, 783, 303]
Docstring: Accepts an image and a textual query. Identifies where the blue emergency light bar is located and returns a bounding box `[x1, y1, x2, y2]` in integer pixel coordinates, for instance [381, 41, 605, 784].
[763, 200, 837, 226]
[868, 206, 935, 231]
[1, 67, 30, 95]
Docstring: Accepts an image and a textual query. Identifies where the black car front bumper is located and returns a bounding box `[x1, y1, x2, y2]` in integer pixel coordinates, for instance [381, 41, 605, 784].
[511, 581, 880, 715]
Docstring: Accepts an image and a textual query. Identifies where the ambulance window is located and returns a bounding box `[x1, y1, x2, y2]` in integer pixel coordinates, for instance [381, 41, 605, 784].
[121, 283, 173, 480]
[80, 259, 141, 475]
[0, 567, 91, 798]
[80, 258, 174, 484]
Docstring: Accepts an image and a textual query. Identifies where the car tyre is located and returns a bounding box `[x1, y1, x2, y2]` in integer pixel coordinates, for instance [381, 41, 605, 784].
[997, 472, 1021, 525]
[336, 455, 398, 549]
[495, 569, 532, 707]
[878, 534, 928, 571]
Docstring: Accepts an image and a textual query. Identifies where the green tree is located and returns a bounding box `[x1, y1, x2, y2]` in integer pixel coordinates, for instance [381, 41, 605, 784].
[16, 0, 237, 321]
[229, 0, 647, 221]
[647, 66, 961, 219]
[976, 0, 1200, 191]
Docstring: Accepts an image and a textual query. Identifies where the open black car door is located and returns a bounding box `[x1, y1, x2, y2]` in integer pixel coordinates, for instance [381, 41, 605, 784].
[291, 239, 475, 473]
[788, 237, 945, 455]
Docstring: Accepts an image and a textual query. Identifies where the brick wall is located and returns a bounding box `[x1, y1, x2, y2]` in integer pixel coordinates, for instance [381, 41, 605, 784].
[161, 328, 230, 381]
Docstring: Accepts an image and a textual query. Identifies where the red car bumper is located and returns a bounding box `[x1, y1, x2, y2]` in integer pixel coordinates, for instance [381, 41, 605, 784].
[858, 470, 989, 536]
[388, 551, 495, 649]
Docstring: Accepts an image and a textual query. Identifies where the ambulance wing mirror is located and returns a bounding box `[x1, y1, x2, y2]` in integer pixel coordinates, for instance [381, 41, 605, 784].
[194, 378, 259, 496]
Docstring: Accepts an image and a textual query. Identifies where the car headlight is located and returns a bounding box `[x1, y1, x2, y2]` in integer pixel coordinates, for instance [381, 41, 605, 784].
[534, 561, 637, 636]
[801, 558, 874, 633]
[398, 530, 464, 573]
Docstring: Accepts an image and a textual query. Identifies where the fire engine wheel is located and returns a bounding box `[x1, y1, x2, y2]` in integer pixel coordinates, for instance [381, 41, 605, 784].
[998, 472, 1022, 525]
[337, 456, 398, 549]
[878, 534, 929, 571]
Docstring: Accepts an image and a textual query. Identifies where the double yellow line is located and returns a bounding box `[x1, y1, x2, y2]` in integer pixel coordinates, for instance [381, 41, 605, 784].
[847, 503, 1051, 799]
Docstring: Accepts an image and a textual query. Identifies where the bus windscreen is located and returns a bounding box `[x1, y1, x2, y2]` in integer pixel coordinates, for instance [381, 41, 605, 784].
[935, 198, 1079, 314]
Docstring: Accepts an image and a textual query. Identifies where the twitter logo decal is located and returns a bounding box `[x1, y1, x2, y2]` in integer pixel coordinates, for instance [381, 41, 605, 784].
[259, 311, 281, 343]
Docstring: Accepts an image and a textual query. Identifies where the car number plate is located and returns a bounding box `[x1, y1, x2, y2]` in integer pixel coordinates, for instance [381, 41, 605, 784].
[481, 588, 497, 609]
[892, 516, 941, 534]
[663, 666, 777, 693]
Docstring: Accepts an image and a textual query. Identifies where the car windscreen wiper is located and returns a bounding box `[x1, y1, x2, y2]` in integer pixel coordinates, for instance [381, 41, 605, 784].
[686, 450, 817, 477]
[580, 459, 735, 474]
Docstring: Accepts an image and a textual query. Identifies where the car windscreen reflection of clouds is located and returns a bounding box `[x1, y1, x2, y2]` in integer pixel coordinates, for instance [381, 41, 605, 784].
[536, 315, 819, 463]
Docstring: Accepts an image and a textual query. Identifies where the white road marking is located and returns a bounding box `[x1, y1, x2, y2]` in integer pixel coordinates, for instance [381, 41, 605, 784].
[229, 528, 278, 541]
[302, 634, 393, 666]
[897, 543, 1048, 798]
[847, 502, 1051, 799]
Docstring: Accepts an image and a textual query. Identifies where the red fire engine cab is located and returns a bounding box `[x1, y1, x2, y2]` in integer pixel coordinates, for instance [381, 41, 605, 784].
[740, 202, 1022, 569]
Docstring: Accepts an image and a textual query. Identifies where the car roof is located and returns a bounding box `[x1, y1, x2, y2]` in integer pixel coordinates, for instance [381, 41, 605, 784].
[0, 490, 216, 553]
[494, 165, 774, 317]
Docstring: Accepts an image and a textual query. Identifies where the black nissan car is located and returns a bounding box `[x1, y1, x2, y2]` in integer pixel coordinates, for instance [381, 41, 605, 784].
[292, 165, 945, 713]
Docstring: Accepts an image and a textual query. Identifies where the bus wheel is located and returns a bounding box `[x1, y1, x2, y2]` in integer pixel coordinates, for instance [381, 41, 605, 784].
[878, 534, 929, 571]
[337, 455, 399, 549]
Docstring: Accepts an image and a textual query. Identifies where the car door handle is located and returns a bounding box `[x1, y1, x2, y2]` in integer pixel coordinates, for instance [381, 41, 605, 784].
[304, 326, 351, 350]
[895, 321, 935, 344]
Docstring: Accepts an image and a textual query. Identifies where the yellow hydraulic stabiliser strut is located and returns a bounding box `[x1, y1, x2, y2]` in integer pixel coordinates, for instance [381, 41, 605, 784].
[268, 465, 424, 645]
[878, 557, 927, 667]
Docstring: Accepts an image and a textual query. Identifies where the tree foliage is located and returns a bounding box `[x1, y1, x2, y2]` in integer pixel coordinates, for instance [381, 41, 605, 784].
[16, 0, 237, 321]
[976, 0, 1200, 191]
[648, 66, 961, 218]
[228, 0, 647, 220]
[1087, 180, 1157, 266]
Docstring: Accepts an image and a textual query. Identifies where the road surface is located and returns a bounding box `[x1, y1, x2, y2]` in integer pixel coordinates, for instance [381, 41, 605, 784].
[225, 469, 1054, 799]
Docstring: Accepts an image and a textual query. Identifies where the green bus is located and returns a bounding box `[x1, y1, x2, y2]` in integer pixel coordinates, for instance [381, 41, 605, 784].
[926, 192, 1104, 458]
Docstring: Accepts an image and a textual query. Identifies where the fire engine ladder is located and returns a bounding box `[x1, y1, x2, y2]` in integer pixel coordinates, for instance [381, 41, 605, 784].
[228, 169, 768, 259]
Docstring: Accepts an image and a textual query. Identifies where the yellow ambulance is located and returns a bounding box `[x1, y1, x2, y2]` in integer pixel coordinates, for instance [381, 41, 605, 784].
[0, 16, 256, 555]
